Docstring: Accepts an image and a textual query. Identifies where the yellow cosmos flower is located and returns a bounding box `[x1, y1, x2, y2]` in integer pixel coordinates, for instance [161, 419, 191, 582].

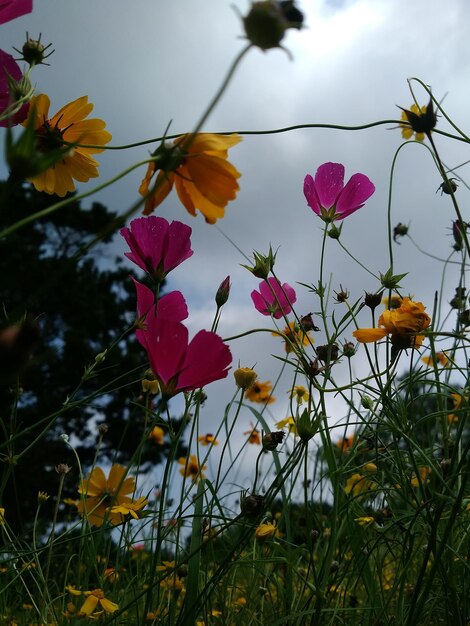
[255, 521, 279, 542]
[354, 516, 375, 526]
[178, 454, 206, 483]
[245, 380, 275, 404]
[289, 385, 310, 405]
[110, 495, 148, 521]
[335, 434, 355, 453]
[448, 392, 466, 423]
[400, 104, 427, 141]
[77, 464, 136, 527]
[23, 94, 111, 197]
[344, 473, 375, 497]
[139, 133, 241, 224]
[275, 416, 298, 435]
[410, 466, 431, 488]
[243, 422, 261, 445]
[353, 298, 431, 351]
[276, 321, 312, 354]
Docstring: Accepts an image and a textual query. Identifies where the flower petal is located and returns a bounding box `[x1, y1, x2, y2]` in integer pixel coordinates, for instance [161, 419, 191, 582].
[352, 328, 388, 343]
[303, 174, 321, 215]
[314, 162, 345, 209]
[177, 330, 232, 391]
[336, 173, 375, 218]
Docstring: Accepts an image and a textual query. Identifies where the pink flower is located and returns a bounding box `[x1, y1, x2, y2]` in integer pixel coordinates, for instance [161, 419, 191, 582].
[251, 277, 296, 319]
[303, 162, 375, 221]
[0, 0, 32, 24]
[120, 216, 193, 281]
[0, 49, 29, 127]
[139, 315, 232, 397]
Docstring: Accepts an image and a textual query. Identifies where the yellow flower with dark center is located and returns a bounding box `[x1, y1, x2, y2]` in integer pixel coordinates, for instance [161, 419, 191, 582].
[400, 104, 427, 141]
[245, 380, 275, 404]
[198, 433, 219, 446]
[276, 321, 312, 354]
[23, 94, 111, 196]
[77, 464, 136, 527]
[139, 133, 241, 224]
[289, 385, 310, 404]
[178, 454, 206, 482]
[275, 416, 297, 435]
[353, 298, 431, 350]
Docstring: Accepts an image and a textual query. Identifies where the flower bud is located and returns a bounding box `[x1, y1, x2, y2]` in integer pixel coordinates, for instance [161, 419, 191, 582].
[450, 286, 466, 310]
[55, 464, 71, 475]
[16, 36, 54, 66]
[240, 493, 265, 517]
[316, 343, 339, 364]
[215, 275, 231, 307]
[334, 286, 349, 303]
[452, 220, 467, 252]
[438, 179, 458, 196]
[300, 313, 319, 332]
[361, 395, 374, 410]
[296, 408, 320, 442]
[242, 246, 276, 279]
[242, 1, 302, 51]
[342, 341, 356, 358]
[234, 367, 258, 390]
[327, 223, 343, 239]
[393, 222, 408, 243]
[364, 291, 383, 312]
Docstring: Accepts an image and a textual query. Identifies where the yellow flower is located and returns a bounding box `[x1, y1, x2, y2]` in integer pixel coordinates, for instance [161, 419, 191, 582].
[23, 94, 111, 196]
[276, 321, 312, 354]
[110, 495, 148, 520]
[275, 416, 298, 435]
[178, 454, 206, 483]
[421, 352, 449, 368]
[400, 104, 427, 141]
[381, 294, 403, 309]
[198, 433, 219, 446]
[78, 588, 119, 616]
[243, 423, 261, 445]
[353, 298, 431, 350]
[245, 380, 275, 404]
[142, 378, 160, 394]
[139, 133, 241, 224]
[289, 385, 310, 405]
[149, 425, 165, 445]
[354, 516, 375, 526]
[410, 466, 431, 488]
[448, 392, 466, 423]
[345, 473, 375, 497]
[77, 464, 136, 527]
[255, 521, 279, 542]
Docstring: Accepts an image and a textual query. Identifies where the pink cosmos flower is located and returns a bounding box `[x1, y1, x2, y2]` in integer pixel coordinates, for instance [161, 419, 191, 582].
[303, 162, 375, 221]
[0, 0, 32, 24]
[251, 277, 297, 319]
[120, 216, 193, 281]
[139, 315, 232, 397]
[0, 49, 29, 127]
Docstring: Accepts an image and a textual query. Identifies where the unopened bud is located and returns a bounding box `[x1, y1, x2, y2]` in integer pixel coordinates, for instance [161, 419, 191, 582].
[215, 276, 231, 307]
[234, 367, 258, 390]
[262, 430, 285, 451]
[240, 493, 265, 517]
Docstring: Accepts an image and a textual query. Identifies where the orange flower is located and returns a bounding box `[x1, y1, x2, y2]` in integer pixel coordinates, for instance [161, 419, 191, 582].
[245, 380, 275, 404]
[198, 433, 219, 446]
[421, 352, 449, 368]
[410, 466, 431, 488]
[353, 298, 431, 351]
[23, 94, 111, 196]
[149, 426, 165, 445]
[275, 321, 312, 354]
[243, 423, 261, 445]
[178, 454, 206, 482]
[139, 133, 241, 224]
[335, 435, 355, 453]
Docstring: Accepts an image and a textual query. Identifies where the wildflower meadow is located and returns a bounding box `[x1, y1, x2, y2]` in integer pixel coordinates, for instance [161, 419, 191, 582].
[1, 1, 470, 625]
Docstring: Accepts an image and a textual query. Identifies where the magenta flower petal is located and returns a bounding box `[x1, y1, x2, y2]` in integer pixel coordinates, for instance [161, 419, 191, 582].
[120, 216, 193, 280]
[145, 318, 189, 388]
[157, 291, 188, 323]
[0, 49, 29, 127]
[177, 330, 232, 391]
[314, 162, 345, 209]
[251, 277, 296, 319]
[336, 173, 376, 219]
[0, 0, 32, 24]
[303, 174, 321, 215]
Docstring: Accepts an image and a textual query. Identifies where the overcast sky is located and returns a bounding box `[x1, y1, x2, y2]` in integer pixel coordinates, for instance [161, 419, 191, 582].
[2, 0, 470, 495]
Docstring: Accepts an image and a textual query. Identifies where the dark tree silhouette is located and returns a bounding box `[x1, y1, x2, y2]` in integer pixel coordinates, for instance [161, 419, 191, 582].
[0, 181, 185, 534]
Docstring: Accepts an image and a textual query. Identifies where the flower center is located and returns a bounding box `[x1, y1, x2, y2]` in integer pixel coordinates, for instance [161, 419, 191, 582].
[36, 120, 65, 153]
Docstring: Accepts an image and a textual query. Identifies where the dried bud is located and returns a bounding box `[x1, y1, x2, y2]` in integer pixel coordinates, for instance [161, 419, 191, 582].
[37, 491, 50, 503]
[458, 310, 470, 327]
[452, 220, 467, 252]
[334, 285, 349, 303]
[393, 222, 408, 243]
[240, 493, 265, 517]
[450, 286, 466, 310]
[364, 291, 383, 312]
[215, 275, 231, 307]
[55, 464, 71, 476]
[234, 367, 258, 390]
[342, 341, 356, 358]
[242, 1, 303, 51]
[437, 179, 458, 196]
[316, 343, 339, 364]
[310, 529, 320, 545]
[97, 423, 108, 435]
[300, 313, 319, 332]
[329, 560, 340, 573]
[262, 430, 285, 451]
